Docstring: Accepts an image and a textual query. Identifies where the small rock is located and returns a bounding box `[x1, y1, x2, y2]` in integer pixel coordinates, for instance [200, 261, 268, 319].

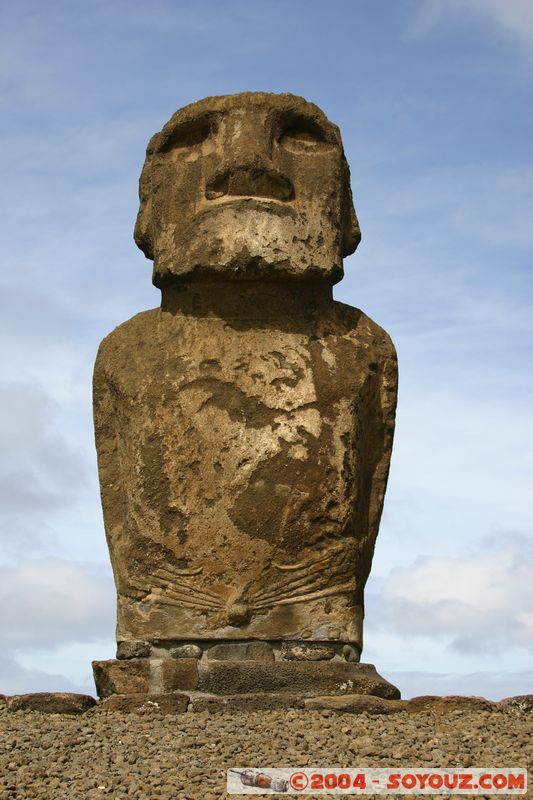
[169, 644, 202, 659]
[357, 736, 378, 756]
[342, 644, 361, 662]
[281, 643, 335, 661]
[116, 640, 151, 660]
[498, 694, 533, 711]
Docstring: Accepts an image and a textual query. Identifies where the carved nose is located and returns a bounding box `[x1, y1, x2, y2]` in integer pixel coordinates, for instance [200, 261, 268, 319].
[206, 166, 294, 202]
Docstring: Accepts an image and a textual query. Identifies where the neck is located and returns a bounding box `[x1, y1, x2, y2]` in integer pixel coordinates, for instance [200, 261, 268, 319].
[160, 280, 333, 322]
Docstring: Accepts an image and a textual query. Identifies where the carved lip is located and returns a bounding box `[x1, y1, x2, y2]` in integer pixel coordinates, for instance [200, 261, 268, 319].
[199, 196, 296, 217]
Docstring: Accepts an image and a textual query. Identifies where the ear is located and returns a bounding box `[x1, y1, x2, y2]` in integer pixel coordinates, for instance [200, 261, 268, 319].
[133, 135, 160, 261]
[341, 156, 361, 257]
[134, 199, 153, 260]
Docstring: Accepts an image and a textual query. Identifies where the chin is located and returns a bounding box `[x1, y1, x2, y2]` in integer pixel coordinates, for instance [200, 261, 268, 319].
[153, 208, 343, 284]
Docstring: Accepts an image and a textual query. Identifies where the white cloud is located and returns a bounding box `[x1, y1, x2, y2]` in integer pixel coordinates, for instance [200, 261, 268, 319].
[461, 0, 533, 45]
[377, 534, 533, 653]
[408, 0, 533, 46]
[16, 638, 116, 694]
[0, 559, 115, 650]
[0, 652, 89, 696]
[0, 382, 88, 555]
[338, 160, 533, 573]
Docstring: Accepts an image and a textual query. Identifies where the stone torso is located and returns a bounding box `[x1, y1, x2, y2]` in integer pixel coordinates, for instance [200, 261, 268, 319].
[94, 286, 396, 648]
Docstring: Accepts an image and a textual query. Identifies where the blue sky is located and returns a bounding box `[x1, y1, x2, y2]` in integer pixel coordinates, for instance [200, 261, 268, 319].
[1, 0, 531, 699]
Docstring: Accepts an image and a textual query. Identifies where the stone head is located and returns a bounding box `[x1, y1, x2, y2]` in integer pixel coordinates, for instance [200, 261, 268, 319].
[134, 92, 360, 287]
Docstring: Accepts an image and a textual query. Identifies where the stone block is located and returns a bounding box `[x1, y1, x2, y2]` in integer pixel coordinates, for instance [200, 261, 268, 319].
[160, 659, 198, 691]
[197, 661, 400, 699]
[206, 642, 274, 662]
[93, 658, 198, 698]
[192, 693, 305, 713]
[406, 695, 497, 714]
[98, 693, 189, 714]
[305, 694, 407, 714]
[7, 693, 96, 714]
[93, 659, 150, 698]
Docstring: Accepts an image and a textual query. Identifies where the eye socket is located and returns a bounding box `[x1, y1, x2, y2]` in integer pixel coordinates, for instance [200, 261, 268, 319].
[159, 117, 213, 152]
[278, 116, 330, 153]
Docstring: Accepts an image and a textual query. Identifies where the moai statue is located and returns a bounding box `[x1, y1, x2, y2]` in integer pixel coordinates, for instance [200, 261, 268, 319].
[92, 93, 399, 702]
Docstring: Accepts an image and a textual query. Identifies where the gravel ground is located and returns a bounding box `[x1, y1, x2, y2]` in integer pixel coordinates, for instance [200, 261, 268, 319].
[0, 703, 530, 800]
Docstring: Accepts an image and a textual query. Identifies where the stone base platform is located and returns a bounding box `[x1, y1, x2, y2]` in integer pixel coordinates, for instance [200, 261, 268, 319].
[93, 658, 400, 711]
[92, 640, 400, 711]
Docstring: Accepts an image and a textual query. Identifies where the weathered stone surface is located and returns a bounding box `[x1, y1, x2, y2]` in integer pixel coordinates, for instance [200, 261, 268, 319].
[93, 658, 198, 698]
[406, 695, 497, 714]
[93, 92, 397, 681]
[342, 643, 361, 662]
[305, 694, 505, 716]
[93, 659, 151, 698]
[169, 644, 202, 659]
[197, 661, 400, 699]
[281, 642, 335, 661]
[95, 282, 396, 648]
[305, 694, 407, 714]
[192, 693, 305, 713]
[160, 659, 199, 691]
[6, 693, 96, 714]
[498, 695, 533, 711]
[98, 693, 190, 714]
[116, 640, 151, 659]
[206, 641, 274, 662]
[133, 93, 360, 287]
